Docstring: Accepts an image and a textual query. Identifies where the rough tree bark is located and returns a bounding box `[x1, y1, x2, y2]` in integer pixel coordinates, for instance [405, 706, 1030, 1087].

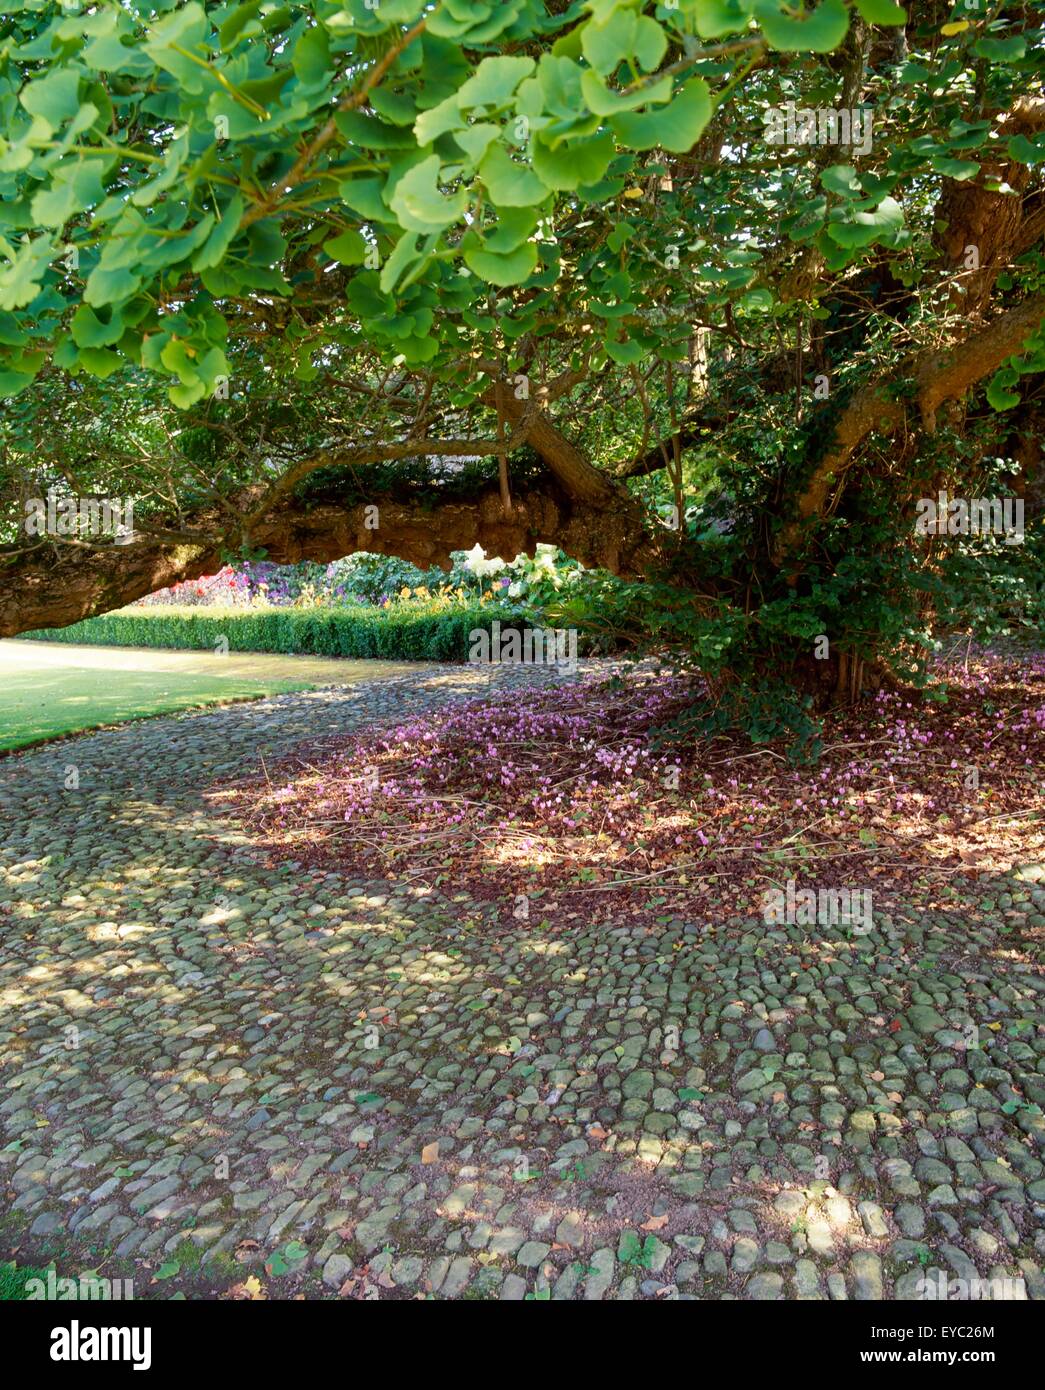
[775, 293, 1045, 561]
[933, 98, 1045, 320]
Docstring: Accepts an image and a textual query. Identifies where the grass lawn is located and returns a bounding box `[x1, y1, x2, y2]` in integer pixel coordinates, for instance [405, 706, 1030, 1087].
[0, 660, 309, 752]
[0, 639, 408, 753]
[0, 1261, 46, 1299]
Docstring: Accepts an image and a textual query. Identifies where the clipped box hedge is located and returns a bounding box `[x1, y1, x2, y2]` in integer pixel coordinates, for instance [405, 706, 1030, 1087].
[21, 603, 562, 664]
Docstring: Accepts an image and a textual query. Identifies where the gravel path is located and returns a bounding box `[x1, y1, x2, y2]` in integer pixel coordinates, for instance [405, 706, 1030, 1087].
[1, 664, 1043, 1300]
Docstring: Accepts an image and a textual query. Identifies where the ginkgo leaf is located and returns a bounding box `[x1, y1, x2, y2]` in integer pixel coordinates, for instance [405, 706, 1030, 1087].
[755, 0, 850, 53]
[390, 156, 469, 233]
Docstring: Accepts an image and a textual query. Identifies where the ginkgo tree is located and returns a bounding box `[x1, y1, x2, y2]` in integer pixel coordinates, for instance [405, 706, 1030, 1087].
[0, 0, 1042, 709]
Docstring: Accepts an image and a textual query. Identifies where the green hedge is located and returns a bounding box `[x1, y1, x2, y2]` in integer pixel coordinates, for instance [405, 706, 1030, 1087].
[22, 603, 578, 663]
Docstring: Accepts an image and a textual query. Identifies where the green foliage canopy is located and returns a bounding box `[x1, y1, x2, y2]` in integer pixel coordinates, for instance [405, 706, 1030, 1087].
[0, 0, 1038, 411]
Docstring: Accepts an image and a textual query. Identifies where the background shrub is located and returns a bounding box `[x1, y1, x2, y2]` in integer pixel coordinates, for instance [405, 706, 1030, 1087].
[23, 603, 596, 663]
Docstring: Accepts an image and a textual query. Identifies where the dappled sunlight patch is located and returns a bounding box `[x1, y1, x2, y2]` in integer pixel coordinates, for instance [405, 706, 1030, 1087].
[2, 654, 1042, 1304]
[210, 651, 1044, 929]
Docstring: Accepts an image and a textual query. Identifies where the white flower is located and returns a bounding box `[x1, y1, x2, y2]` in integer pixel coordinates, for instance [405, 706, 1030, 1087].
[463, 543, 506, 578]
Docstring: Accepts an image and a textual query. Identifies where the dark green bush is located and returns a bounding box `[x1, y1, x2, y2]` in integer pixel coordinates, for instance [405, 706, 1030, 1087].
[22, 603, 591, 663]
